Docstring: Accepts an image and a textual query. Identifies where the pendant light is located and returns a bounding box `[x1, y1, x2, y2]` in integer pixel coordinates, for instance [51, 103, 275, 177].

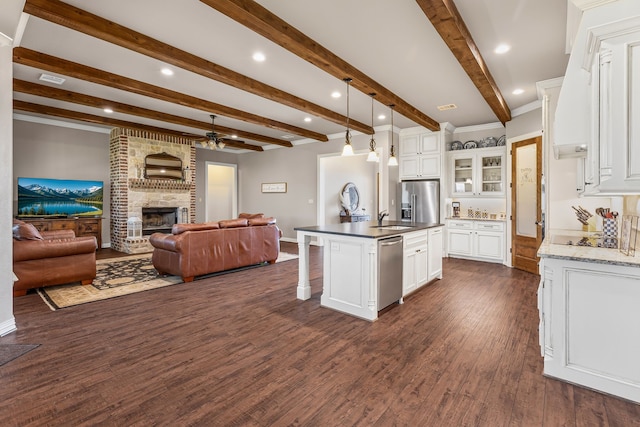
[366, 93, 379, 162]
[388, 104, 398, 166]
[341, 78, 354, 156]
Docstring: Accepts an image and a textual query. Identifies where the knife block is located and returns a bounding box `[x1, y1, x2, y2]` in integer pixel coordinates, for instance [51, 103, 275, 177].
[582, 216, 597, 233]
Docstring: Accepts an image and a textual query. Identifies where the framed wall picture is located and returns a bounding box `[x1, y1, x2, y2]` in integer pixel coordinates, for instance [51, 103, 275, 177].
[261, 182, 287, 193]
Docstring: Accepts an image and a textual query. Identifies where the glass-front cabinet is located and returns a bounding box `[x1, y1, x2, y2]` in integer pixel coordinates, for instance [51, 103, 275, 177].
[479, 153, 503, 194]
[450, 147, 505, 197]
[453, 155, 475, 195]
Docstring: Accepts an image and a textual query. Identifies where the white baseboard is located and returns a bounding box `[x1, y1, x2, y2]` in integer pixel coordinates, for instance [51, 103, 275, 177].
[0, 317, 17, 336]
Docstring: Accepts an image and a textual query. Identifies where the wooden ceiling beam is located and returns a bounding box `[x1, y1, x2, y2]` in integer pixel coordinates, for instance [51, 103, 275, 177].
[200, 0, 441, 132]
[415, 0, 511, 125]
[13, 47, 327, 142]
[13, 100, 264, 152]
[13, 79, 292, 148]
[22, 0, 372, 136]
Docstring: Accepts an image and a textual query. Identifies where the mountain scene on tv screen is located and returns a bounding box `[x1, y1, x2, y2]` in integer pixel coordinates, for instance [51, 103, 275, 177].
[17, 179, 103, 217]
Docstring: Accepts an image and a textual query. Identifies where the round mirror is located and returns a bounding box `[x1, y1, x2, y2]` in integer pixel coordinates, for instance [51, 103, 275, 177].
[340, 182, 360, 214]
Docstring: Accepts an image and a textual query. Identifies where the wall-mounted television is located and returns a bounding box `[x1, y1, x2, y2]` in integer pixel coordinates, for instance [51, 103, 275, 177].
[17, 177, 103, 218]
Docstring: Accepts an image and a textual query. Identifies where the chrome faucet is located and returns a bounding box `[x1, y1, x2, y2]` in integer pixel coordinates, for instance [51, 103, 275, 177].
[378, 210, 389, 226]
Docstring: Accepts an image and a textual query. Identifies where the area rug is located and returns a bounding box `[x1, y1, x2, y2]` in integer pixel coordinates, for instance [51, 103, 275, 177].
[37, 252, 298, 310]
[0, 344, 40, 367]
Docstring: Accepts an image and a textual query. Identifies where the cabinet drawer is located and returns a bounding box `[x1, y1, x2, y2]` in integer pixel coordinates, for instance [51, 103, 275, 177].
[448, 220, 473, 230]
[77, 220, 100, 233]
[474, 221, 504, 232]
[403, 230, 428, 249]
[50, 220, 76, 231]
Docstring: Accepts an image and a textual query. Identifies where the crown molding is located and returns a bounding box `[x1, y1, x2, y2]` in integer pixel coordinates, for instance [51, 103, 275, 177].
[571, 0, 617, 11]
[13, 113, 112, 134]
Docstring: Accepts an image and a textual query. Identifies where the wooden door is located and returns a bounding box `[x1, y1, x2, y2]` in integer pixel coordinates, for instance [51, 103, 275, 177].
[511, 136, 542, 274]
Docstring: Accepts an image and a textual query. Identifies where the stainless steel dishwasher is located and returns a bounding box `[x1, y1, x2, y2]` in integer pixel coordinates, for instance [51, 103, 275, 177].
[378, 235, 403, 310]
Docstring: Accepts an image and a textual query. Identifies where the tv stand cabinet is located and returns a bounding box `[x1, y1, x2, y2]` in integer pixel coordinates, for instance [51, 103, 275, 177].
[21, 217, 102, 249]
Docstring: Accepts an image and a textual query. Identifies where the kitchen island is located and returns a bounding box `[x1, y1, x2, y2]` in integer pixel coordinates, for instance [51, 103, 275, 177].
[295, 221, 443, 321]
[537, 231, 640, 403]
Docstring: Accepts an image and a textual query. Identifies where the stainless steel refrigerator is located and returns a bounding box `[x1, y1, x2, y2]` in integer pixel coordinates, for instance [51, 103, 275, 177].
[398, 180, 440, 224]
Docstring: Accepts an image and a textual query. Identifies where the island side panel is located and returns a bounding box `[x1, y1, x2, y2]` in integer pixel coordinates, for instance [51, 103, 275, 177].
[321, 234, 378, 321]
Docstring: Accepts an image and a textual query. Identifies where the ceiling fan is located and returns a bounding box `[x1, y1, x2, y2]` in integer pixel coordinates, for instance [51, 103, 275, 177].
[199, 114, 239, 150]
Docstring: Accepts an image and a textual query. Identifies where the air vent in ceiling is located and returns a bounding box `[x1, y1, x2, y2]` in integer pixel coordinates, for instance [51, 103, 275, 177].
[437, 103, 457, 111]
[39, 73, 66, 85]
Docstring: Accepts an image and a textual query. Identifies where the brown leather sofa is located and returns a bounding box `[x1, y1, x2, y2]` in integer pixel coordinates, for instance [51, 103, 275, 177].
[149, 216, 282, 282]
[12, 220, 98, 297]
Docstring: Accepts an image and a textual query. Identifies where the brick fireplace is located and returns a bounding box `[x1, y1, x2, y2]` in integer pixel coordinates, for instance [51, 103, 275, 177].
[110, 128, 196, 253]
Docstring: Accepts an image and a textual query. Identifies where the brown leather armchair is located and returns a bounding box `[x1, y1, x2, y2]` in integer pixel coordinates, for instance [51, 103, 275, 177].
[12, 220, 97, 297]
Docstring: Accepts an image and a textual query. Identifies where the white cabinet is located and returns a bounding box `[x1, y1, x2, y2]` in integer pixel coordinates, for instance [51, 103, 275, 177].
[449, 147, 505, 197]
[447, 220, 473, 256]
[579, 22, 640, 194]
[447, 219, 504, 263]
[539, 256, 640, 404]
[403, 230, 428, 296]
[399, 132, 441, 180]
[428, 227, 443, 281]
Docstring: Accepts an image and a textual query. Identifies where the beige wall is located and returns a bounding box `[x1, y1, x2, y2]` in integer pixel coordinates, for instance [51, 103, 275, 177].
[13, 119, 112, 245]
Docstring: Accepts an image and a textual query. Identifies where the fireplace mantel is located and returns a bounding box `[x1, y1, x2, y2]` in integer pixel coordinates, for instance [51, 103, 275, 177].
[128, 178, 192, 191]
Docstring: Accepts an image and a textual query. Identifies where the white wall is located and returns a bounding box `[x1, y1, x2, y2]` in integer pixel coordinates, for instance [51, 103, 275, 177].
[320, 153, 377, 225]
[1, 41, 15, 335]
[2, 0, 26, 336]
[540, 85, 611, 231]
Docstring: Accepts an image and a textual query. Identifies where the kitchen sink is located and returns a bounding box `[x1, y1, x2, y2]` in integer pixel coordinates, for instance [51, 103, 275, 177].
[371, 225, 414, 230]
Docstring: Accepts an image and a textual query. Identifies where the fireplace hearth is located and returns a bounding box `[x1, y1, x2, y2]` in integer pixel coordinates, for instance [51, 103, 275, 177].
[141, 207, 178, 235]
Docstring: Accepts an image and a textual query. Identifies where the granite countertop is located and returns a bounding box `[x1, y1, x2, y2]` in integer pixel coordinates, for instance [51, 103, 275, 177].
[447, 216, 506, 222]
[294, 221, 444, 239]
[538, 229, 640, 267]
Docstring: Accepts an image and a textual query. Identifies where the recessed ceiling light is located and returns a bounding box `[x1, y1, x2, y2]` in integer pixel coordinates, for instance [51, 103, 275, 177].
[512, 88, 524, 95]
[494, 44, 511, 54]
[161, 68, 174, 76]
[378, 114, 386, 120]
[39, 73, 65, 85]
[103, 108, 113, 114]
[304, 117, 312, 123]
[231, 134, 238, 139]
[282, 134, 295, 139]
[331, 91, 341, 98]
[252, 52, 266, 62]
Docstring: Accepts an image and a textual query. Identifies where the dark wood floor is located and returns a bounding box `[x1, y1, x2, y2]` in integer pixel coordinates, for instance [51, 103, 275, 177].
[2, 242, 639, 426]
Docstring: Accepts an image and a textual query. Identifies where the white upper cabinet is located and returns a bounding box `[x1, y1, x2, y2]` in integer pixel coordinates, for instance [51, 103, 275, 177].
[448, 147, 506, 197]
[564, 7, 640, 194]
[399, 131, 441, 180]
